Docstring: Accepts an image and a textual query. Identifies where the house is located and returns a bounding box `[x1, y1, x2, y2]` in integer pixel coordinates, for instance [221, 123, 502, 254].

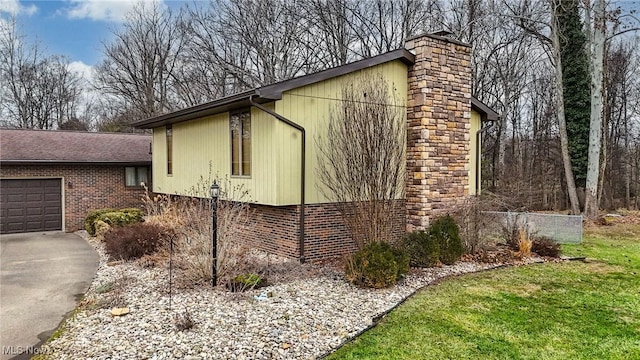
[133, 33, 498, 261]
[0, 129, 152, 234]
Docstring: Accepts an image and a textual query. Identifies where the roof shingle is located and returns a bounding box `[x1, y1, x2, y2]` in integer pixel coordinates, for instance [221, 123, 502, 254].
[0, 129, 152, 165]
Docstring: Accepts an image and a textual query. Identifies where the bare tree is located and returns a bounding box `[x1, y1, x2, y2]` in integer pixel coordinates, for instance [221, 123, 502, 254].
[186, 0, 317, 90]
[302, 0, 357, 67]
[316, 75, 405, 248]
[95, 2, 186, 120]
[583, 0, 606, 217]
[0, 18, 81, 129]
[347, 0, 437, 58]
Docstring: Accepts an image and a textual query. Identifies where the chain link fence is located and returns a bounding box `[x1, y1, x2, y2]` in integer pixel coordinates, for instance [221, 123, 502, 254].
[482, 211, 583, 244]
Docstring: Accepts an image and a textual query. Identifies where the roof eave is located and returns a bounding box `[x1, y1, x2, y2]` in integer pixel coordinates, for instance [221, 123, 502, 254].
[471, 98, 499, 121]
[134, 49, 416, 130]
[132, 90, 260, 129]
[257, 49, 415, 98]
[0, 160, 152, 166]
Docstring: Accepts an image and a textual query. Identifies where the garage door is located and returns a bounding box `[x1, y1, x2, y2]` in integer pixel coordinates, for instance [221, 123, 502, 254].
[0, 179, 62, 234]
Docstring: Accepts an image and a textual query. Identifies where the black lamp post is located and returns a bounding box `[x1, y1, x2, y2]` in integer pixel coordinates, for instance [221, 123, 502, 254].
[210, 181, 220, 287]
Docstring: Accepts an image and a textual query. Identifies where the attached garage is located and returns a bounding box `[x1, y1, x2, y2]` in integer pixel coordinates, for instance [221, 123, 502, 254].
[0, 178, 63, 234]
[1, 129, 152, 233]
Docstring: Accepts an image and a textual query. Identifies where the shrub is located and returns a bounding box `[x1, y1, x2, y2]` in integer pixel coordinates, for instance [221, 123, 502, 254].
[94, 220, 111, 240]
[391, 246, 410, 279]
[226, 273, 268, 292]
[532, 237, 561, 257]
[345, 241, 409, 289]
[452, 195, 506, 254]
[120, 207, 144, 221]
[104, 223, 166, 260]
[401, 230, 440, 267]
[429, 215, 464, 265]
[85, 208, 144, 236]
[96, 211, 143, 229]
[85, 208, 116, 235]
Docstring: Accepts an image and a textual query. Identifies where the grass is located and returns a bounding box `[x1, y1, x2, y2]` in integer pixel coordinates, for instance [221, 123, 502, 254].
[328, 221, 640, 360]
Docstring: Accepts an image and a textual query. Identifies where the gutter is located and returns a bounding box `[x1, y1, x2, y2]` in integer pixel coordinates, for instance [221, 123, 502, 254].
[475, 118, 495, 195]
[249, 96, 307, 264]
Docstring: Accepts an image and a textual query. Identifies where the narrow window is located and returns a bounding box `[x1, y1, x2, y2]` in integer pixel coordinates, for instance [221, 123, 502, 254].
[230, 111, 251, 176]
[166, 125, 173, 175]
[125, 167, 149, 187]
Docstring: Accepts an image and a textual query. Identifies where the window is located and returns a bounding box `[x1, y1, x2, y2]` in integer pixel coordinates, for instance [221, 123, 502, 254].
[125, 167, 149, 187]
[166, 125, 173, 175]
[230, 110, 251, 176]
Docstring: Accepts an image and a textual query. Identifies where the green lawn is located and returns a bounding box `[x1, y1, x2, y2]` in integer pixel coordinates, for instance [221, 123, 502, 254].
[328, 223, 640, 360]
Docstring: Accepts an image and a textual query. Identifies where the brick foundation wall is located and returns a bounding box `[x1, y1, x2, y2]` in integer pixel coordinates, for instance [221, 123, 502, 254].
[405, 34, 472, 231]
[238, 201, 406, 261]
[1, 165, 148, 232]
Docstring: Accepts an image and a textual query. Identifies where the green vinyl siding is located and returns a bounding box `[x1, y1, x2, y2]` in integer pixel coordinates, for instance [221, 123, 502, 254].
[275, 60, 408, 205]
[151, 59, 408, 205]
[152, 105, 277, 204]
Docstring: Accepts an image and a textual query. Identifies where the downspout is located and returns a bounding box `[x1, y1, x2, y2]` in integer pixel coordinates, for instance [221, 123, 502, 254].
[249, 96, 307, 263]
[475, 119, 495, 195]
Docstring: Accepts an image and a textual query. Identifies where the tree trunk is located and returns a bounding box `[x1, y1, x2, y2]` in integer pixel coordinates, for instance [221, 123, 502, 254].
[584, 0, 606, 218]
[551, 3, 581, 215]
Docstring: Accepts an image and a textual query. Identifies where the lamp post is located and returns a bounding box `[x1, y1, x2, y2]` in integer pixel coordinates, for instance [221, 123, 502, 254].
[210, 181, 220, 287]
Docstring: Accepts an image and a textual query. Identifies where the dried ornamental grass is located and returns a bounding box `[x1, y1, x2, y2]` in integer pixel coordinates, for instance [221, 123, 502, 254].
[516, 228, 532, 258]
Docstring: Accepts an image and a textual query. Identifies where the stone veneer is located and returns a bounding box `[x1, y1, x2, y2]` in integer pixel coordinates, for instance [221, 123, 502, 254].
[405, 33, 473, 231]
[1, 165, 148, 232]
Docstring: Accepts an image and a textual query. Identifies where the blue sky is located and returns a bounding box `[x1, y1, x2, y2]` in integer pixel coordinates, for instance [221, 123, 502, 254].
[0, 0, 187, 72]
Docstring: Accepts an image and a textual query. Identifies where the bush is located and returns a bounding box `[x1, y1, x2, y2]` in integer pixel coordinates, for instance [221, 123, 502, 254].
[104, 223, 166, 260]
[391, 246, 410, 279]
[345, 242, 409, 288]
[120, 207, 144, 221]
[532, 237, 561, 257]
[85, 207, 144, 236]
[401, 230, 440, 267]
[94, 220, 111, 240]
[429, 215, 464, 265]
[85, 208, 117, 235]
[96, 210, 143, 229]
[226, 273, 268, 292]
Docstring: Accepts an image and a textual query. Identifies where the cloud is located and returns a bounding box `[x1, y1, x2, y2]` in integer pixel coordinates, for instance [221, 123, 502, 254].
[0, 0, 38, 16]
[68, 61, 94, 83]
[65, 0, 164, 22]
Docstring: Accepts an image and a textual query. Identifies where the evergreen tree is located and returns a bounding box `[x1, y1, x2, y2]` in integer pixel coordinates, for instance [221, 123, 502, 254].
[558, 0, 591, 188]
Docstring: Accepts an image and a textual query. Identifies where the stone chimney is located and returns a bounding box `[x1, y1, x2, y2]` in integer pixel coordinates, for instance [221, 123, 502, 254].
[405, 33, 472, 231]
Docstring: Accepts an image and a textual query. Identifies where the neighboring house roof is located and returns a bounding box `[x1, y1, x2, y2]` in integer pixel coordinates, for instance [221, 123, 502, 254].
[0, 129, 152, 165]
[133, 48, 498, 129]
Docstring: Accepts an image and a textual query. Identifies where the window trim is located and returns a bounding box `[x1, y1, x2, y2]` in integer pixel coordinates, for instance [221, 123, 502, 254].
[124, 166, 150, 188]
[229, 109, 251, 178]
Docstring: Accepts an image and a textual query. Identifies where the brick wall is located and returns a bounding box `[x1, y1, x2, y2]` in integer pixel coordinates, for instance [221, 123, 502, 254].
[238, 201, 406, 261]
[405, 33, 473, 231]
[1, 165, 147, 232]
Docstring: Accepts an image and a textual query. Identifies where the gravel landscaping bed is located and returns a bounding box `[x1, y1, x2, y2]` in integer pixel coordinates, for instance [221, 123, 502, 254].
[42, 232, 545, 360]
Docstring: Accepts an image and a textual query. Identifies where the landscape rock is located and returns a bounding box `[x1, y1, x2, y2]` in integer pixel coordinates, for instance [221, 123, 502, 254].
[41, 233, 546, 359]
[110, 307, 130, 316]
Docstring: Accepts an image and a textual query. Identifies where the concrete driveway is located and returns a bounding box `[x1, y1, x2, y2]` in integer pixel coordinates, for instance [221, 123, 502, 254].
[0, 232, 98, 360]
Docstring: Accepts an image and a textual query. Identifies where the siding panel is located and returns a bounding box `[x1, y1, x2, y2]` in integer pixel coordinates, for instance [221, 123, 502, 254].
[469, 110, 481, 195]
[153, 106, 277, 204]
[152, 60, 408, 206]
[275, 60, 408, 205]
